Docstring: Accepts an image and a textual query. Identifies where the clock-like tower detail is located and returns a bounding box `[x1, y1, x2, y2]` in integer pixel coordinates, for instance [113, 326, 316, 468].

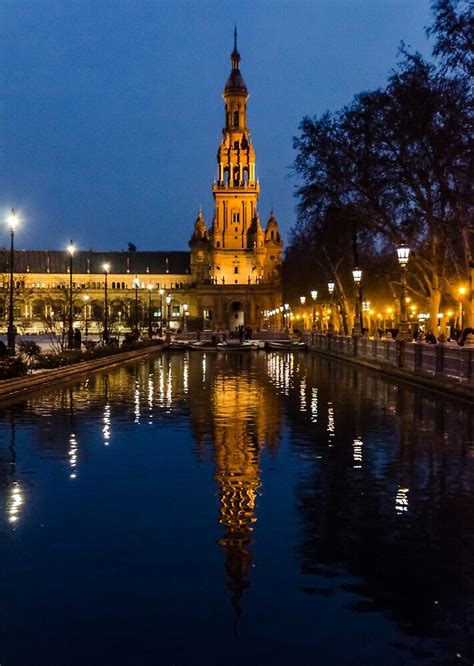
[190, 30, 282, 287]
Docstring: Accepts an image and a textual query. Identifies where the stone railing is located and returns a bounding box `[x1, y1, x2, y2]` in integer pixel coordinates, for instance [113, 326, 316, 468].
[304, 333, 474, 385]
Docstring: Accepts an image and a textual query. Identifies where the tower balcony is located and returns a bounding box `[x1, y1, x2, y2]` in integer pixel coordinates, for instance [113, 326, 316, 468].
[213, 180, 260, 193]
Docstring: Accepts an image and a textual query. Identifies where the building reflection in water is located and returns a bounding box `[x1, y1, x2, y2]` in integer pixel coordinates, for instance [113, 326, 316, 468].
[188, 352, 283, 615]
[352, 437, 363, 469]
[291, 354, 474, 658]
[1, 350, 473, 659]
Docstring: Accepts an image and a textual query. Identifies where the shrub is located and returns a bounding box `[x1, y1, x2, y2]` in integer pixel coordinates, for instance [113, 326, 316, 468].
[0, 356, 28, 380]
[35, 350, 83, 369]
[18, 340, 42, 370]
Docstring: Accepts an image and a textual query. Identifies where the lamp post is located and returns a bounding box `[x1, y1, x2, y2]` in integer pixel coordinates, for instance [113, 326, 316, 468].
[67, 241, 75, 349]
[6, 209, 17, 352]
[103, 263, 110, 344]
[147, 284, 154, 338]
[83, 294, 90, 339]
[352, 268, 363, 336]
[165, 294, 172, 330]
[362, 301, 371, 332]
[300, 296, 306, 330]
[133, 277, 140, 334]
[328, 281, 335, 332]
[183, 303, 188, 332]
[310, 290, 318, 330]
[158, 288, 164, 331]
[458, 286, 466, 331]
[396, 244, 411, 339]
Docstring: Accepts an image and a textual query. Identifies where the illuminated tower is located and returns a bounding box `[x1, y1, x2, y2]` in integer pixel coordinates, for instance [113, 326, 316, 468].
[207, 30, 282, 286]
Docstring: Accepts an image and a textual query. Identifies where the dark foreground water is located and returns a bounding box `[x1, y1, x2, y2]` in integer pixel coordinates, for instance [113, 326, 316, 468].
[0, 351, 473, 666]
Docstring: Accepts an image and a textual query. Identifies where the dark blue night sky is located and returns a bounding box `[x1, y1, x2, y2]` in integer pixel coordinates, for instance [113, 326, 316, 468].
[1, 1, 432, 253]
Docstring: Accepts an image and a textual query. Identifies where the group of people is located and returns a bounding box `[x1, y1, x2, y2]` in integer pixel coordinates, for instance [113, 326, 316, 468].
[372, 327, 474, 345]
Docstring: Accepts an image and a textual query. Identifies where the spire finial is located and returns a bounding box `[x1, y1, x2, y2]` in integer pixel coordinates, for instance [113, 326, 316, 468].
[234, 25, 237, 52]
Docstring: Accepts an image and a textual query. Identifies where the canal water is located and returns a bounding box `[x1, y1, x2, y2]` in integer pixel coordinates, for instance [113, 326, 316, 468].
[0, 351, 473, 666]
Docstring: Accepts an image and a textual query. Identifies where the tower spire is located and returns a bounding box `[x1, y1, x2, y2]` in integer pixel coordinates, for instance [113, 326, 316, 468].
[233, 25, 238, 54]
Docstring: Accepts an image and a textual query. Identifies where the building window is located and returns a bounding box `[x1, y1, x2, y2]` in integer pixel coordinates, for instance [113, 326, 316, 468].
[232, 213, 240, 223]
[233, 111, 239, 127]
[234, 267, 239, 274]
[216, 241, 220, 248]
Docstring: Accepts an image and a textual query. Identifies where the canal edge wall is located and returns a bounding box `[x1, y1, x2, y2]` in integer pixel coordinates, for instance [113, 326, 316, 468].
[306, 344, 474, 404]
[0, 346, 163, 402]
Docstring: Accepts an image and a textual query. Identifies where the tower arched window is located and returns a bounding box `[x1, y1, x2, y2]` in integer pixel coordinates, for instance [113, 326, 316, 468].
[233, 111, 239, 127]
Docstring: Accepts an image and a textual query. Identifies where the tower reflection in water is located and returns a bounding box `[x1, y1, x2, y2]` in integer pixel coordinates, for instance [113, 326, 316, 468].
[1, 350, 474, 661]
[188, 352, 283, 615]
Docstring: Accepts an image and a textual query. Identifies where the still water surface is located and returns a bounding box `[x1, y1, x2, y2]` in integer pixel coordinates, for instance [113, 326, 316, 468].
[0, 351, 473, 665]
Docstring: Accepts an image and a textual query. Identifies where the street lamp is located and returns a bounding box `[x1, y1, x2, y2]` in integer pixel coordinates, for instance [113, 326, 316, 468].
[352, 268, 363, 335]
[396, 244, 411, 339]
[327, 282, 335, 332]
[183, 302, 189, 332]
[103, 263, 110, 344]
[458, 286, 467, 331]
[83, 294, 90, 339]
[165, 294, 172, 330]
[67, 241, 75, 349]
[158, 288, 164, 331]
[362, 301, 371, 332]
[6, 209, 18, 352]
[310, 290, 318, 330]
[299, 296, 306, 330]
[147, 284, 154, 338]
[133, 276, 140, 334]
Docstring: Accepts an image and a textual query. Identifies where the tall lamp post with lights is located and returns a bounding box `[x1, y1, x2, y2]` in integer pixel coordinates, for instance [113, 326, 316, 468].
[147, 284, 154, 338]
[67, 241, 75, 349]
[311, 290, 318, 330]
[183, 303, 189, 332]
[458, 286, 466, 331]
[300, 296, 306, 331]
[352, 268, 363, 336]
[6, 209, 17, 352]
[397, 245, 411, 339]
[328, 281, 335, 332]
[158, 288, 164, 331]
[103, 263, 110, 344]
[83, 294, 90, 339]
[133, 277, 140, 334]
[165, 294, 172, 330]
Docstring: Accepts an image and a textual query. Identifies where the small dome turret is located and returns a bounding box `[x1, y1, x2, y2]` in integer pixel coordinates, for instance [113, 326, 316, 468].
[265, 211, 281, 243]
[224, 27, 248, 94]
[190, 207, 208, 242]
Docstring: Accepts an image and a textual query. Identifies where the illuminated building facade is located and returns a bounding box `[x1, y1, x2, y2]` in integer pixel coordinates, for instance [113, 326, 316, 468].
[0, 33, 282, 334]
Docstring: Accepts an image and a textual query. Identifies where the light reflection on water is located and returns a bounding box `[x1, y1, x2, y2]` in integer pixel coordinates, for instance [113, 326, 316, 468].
[0, 350, 473, 665]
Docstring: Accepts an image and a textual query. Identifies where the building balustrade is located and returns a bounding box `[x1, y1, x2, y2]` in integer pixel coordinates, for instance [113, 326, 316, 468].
[304, 332, 474, 385]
